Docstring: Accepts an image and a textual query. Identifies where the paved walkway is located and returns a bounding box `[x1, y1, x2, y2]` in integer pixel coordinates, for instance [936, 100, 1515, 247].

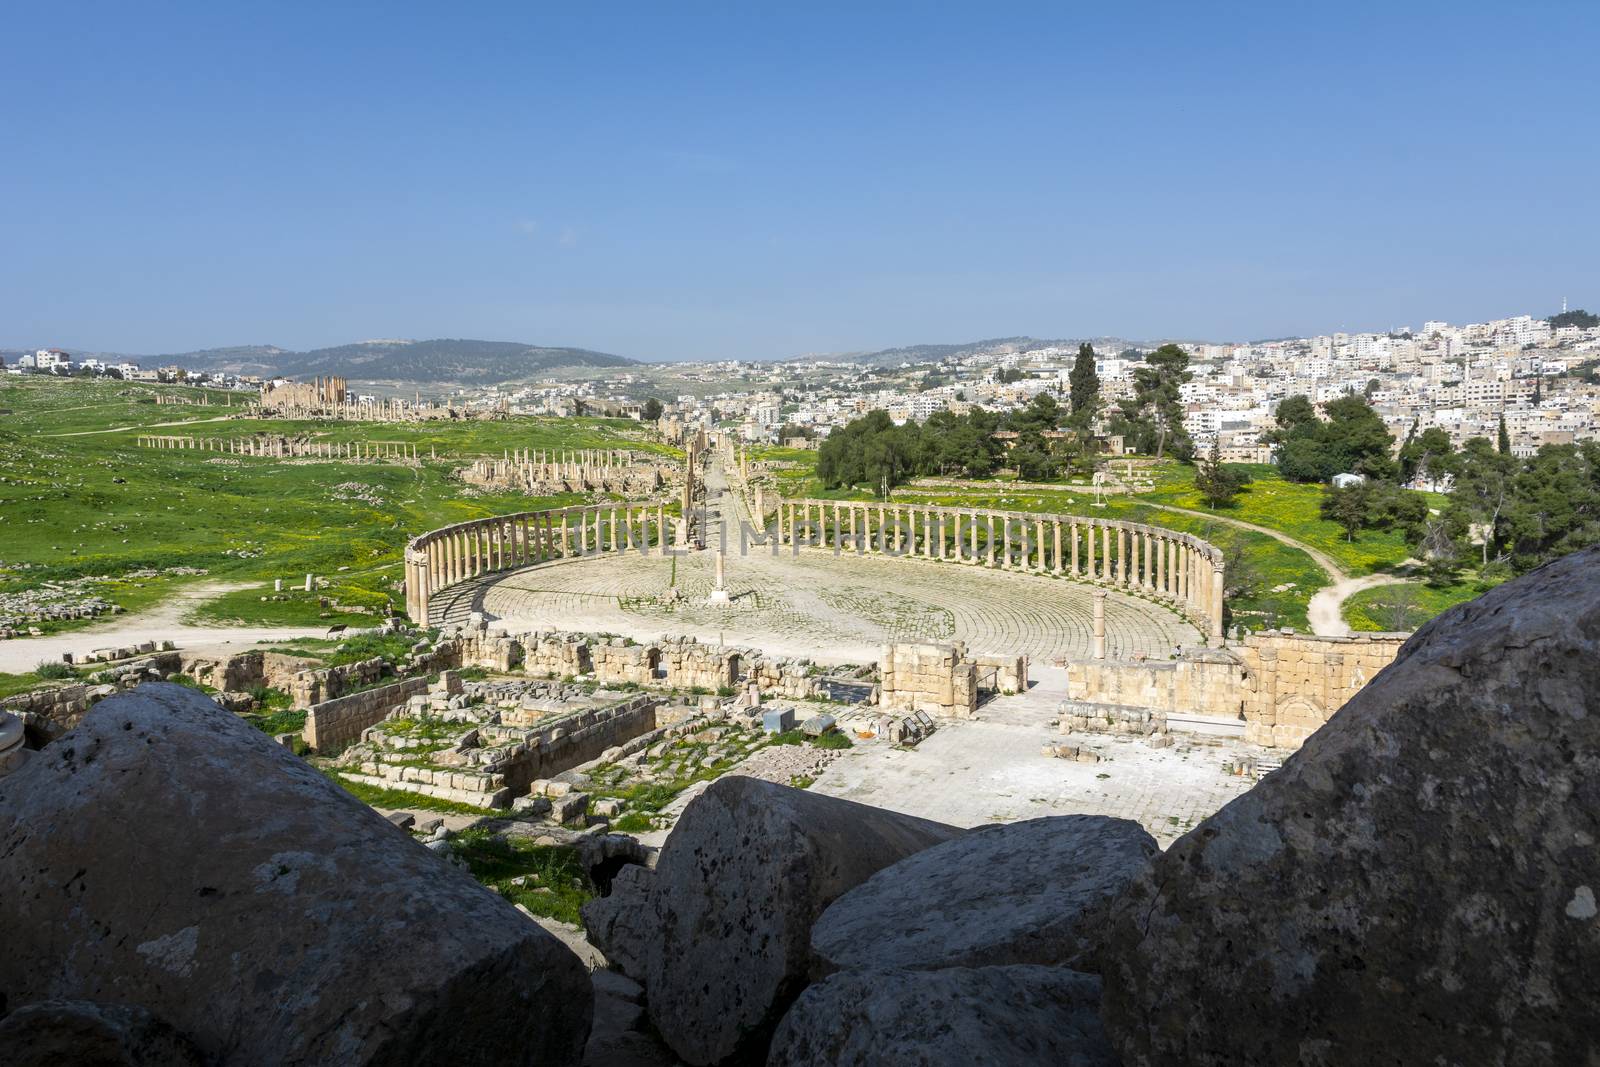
[810, 712, 1257, 848]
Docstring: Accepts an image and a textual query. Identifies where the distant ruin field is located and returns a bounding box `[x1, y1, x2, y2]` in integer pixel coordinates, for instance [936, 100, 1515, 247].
[0, 376, 672, 640]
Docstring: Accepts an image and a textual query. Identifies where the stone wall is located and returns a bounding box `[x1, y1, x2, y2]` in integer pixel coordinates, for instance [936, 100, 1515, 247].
[303, 677, 431, 752]
[482, 694, 659, 794]
[1063, 652, 1241, 728]
[483, 625, 823, 701]
[289, 656, 391, 708]
[879, 642, 978, 719]
[1059, 632, 1408, 749]
[1234, 632, 1408, 748]
[181, 650, 318, 695]
[0, 684, 98, 744]
[973, 653, 1028, 695]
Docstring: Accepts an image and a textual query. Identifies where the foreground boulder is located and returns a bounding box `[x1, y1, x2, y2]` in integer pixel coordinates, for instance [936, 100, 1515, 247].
[582, 862, 656, 977]
[0, 683, 592, 1066]
[766, 965, 1115, 1066]
[0, 1000, 202, 1067]
[1100, 547, 1600, 1065]
[584, 775, 962, 1065]
[812, 815, 1156, 973]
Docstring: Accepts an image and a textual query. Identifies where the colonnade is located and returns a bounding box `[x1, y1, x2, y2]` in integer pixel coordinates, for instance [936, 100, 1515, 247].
[776, 499, 1225, 641]
[404, 503, 670, 624]
[135, 435, 420, 460]
[403, 497, 1228, 642]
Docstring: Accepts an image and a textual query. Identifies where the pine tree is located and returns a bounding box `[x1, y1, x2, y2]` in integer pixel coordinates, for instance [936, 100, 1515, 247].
[1497, 413, 1511, 455]
[1533, 376, 1543, 406]
[1067, 343, 1100, 433]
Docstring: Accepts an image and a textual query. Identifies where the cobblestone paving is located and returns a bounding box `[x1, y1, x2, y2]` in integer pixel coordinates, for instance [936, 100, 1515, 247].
[437, 547, 1202, 666]
[810, 714, 1257, 848]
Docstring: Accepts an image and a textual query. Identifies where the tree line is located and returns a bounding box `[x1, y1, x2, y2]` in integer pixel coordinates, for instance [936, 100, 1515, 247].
[817, 343, 1206, 496]
[1263, 389, 1597, 582]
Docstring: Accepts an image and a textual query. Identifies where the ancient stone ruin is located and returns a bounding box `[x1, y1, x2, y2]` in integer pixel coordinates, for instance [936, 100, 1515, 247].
[3, 548, 1598, 1064]
[460, 447, 673, 497]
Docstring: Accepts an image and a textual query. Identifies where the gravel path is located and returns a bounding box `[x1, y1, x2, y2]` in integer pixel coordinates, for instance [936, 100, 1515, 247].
[0, 581, 329, 673]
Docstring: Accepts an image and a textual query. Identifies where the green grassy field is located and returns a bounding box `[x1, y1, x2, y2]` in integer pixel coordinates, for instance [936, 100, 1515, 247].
[1341, 577, 1497, 633]
[0, 377, 676, 631]
[1131, 462, 1440, 576]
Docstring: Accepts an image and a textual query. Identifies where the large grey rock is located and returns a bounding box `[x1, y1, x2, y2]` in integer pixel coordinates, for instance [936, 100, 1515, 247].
[589, 775, 962, 1065]
[1101, 547, 1600, 1066]
[812, 814, 1156, 973]
[0, 1000, 203, 1067]
[582, 863, 656, 978]
[765, 965, 1116, 1067]
[0, 683, 592, 1066]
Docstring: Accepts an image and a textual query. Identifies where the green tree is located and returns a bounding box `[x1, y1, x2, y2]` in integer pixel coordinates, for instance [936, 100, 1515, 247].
[1265, 395, 1320, 442]
[1549, 308, 1600, 329]
[1445, 437, 1517, 566]
[1009, 391, 1061, 435]
[1399, 426, 1455, 486]
[1321, 484, 1371, 541]
[1497, 414, 1511, 455]
[640, 397, 664, 421]
[1322, 394, 1396, 480]
[1194, 437, 1251, 508]
[1067, 343, 1100, 434]
[1114, 344, 1193, 460]
[1270, 393, 1395, 482]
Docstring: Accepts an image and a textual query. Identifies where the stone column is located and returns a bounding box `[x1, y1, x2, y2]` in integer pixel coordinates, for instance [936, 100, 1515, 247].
[1092, 590, 1107, 660]
[1071, 522, 1080, 575]
[1034, 518, 1045, 571]
[1052, 520, 1063, 574]
[1212, 562, 1226, 643]
[1101, 525, 1112, 581]
[1118, 527, 1128, 586]
[1086, 523, 1097, 579]
[987, 513, 998, 566]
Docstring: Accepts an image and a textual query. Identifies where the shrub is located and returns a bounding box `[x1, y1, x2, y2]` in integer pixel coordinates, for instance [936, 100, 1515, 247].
[33, 660, 75, 680]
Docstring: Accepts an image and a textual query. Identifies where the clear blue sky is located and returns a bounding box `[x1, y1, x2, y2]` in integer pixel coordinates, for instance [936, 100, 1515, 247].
[3, 1, 1597, 361]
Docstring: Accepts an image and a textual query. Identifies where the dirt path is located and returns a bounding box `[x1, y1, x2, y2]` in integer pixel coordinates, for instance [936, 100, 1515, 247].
[1306, 572, 1418, 638]
[1125, 503, 1419, 637]
[43, 414, 243, 438]
[0, 581, 330, 673]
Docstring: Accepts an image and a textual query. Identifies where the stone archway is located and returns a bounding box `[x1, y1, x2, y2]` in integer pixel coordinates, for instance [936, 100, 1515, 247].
[1271, 694, 1329, 748]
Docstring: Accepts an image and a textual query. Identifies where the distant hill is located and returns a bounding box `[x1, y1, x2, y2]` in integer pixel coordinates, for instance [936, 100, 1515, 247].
[162, 338, 639, 383]
[818, 336, 1145, 368]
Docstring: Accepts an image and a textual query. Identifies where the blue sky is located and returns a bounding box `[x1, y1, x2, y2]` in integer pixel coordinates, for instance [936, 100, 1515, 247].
[3, 1, 1597, 360]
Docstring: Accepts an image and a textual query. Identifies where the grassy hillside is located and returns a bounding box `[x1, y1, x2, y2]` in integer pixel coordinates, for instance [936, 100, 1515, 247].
[173, 338, 639, 383]
[0, 377, 677, 633]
